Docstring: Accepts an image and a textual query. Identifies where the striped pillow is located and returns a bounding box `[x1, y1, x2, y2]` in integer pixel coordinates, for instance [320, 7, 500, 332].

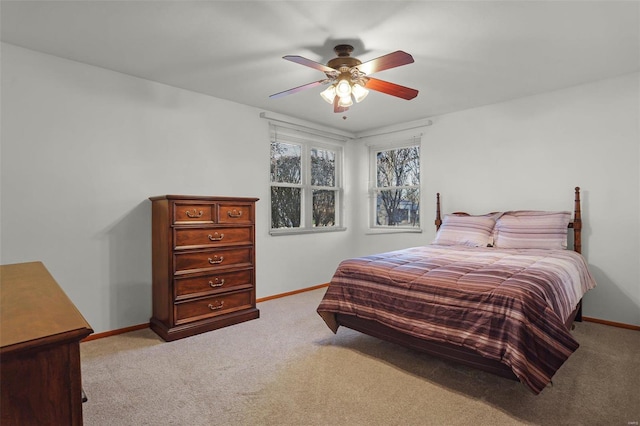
[494, 211, 571, 249]
[433, 215, 496, 247]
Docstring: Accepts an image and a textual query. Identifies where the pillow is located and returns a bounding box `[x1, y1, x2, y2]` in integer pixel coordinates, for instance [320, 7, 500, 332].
[478, 212, 503, 246]
[432, 214, 496, 247]
[450, 212, 503, 246]
[493, 210, 571, 249]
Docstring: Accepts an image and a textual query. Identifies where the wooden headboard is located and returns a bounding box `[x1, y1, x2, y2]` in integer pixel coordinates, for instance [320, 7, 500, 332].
[434, 187, 583, 254]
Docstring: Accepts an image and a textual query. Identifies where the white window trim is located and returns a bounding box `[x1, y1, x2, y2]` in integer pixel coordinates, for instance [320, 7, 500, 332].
[269, 123, 346, 236]
[368, 137, 423, 233]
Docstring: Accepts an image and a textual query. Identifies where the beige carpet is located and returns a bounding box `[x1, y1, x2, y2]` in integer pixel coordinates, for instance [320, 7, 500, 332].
[81, 288, 640, 426]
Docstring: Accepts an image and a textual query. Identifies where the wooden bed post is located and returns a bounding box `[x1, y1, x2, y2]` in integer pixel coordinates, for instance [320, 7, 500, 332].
[573, 187, 582, 254]
[573, 187, 584, 322]
[435, 193, 442, 230]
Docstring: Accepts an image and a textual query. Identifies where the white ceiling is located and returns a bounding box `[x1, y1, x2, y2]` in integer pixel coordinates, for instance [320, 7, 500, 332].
[1, 1, 638, 134]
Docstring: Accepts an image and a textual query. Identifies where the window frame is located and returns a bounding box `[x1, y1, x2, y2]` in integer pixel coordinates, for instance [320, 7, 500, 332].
[368, 139, 422, 233]
[269, 124, 346, 236]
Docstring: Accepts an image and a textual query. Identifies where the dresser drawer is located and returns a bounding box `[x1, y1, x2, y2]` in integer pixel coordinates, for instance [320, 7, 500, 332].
[174, 227, 252, 250]
[174, 269, 253, 300]
[218, 203, 253, 224]
[174, 290, 253, 325]
[173, 203, 214, 224]
[174, 247, 252, 275]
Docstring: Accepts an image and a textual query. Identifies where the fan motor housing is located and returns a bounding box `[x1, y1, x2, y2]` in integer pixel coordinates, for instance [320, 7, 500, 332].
[327, 57, 361, 70]
[327, 44, 362, 70]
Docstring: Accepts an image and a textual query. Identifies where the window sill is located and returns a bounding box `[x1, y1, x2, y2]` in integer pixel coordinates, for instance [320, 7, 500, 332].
[269, 227, 347, 236]
[366, 228, 423, 235]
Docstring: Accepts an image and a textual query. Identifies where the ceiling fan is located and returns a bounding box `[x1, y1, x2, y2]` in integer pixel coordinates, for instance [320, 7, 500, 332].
[270, 44, 419, 113]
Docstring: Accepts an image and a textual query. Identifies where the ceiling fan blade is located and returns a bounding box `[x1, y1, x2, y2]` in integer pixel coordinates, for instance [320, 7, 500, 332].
[364, 77, 419, 100]
[333, 97, 349, 113]
[269, 79, 329, 99]
[356, 51, 414, 75]
[283, 55, 336, 73]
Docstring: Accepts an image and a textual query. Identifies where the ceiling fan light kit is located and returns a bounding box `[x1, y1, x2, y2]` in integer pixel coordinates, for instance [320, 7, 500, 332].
[270, 44, 419, 113]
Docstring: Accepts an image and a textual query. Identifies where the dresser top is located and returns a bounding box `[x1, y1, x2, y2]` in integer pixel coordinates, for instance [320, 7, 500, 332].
[0, 262, 93, 351]
[149, 195, 259, 202]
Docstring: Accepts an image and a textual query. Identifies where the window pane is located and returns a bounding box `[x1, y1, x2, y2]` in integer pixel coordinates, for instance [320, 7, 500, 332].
[271, 142, 301, 184]
[376, 146, 420, 187]
[375, 188, 420, 227]
[271, 186, 301, 228]
[311, 148, 335, 187]
[312, 190, 335, 227]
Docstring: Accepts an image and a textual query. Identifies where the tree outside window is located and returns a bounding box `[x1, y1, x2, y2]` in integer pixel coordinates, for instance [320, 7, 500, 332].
[270, 142, 301, 228]
[373, 145, 420, 228]
[311, 148, 336, 227]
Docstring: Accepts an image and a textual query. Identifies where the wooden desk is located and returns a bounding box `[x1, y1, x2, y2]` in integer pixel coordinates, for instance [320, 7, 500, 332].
[1, 262, 93, 425]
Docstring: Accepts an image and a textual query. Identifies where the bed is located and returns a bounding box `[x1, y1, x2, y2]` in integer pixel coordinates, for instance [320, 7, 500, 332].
[317, 187, 596, 394]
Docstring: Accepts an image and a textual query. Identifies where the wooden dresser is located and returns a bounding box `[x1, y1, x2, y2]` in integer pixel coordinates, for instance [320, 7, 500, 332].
[0, 261, 93, 426]
[149, 195, 259, 341]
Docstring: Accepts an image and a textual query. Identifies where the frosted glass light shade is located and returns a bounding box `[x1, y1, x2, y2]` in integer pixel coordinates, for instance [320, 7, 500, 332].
[352, 83, 369, 103]
[335, 79, 352, 98]
[338, 95, 353, 107]
[320, 85, 336, 104]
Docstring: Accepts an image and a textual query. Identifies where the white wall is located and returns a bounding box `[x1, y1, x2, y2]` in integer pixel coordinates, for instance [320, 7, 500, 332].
[353, 72, 640, 326]
[0, 43, 355, 333]
[2, 43, 638, 332]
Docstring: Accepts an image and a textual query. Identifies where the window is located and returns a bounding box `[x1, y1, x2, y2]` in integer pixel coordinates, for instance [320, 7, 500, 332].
[370, 142, 421, 230]
[270, 124, 344, 234]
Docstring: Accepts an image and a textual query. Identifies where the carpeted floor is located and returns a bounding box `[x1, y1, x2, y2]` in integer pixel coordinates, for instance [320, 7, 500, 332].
[81, 288, 640, 425]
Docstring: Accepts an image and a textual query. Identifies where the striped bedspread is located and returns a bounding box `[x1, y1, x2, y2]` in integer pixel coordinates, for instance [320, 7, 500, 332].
[317, 245, 596, 394]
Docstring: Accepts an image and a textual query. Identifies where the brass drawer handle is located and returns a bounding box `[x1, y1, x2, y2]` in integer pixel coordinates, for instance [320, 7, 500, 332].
[227, 209, 243, 218]
[186, 209, 204, 218]
[208, 233, 224, 241]
[209, 278, 225, 288]
[208, 301, 224, 311]
[208, 256, 224, 264]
